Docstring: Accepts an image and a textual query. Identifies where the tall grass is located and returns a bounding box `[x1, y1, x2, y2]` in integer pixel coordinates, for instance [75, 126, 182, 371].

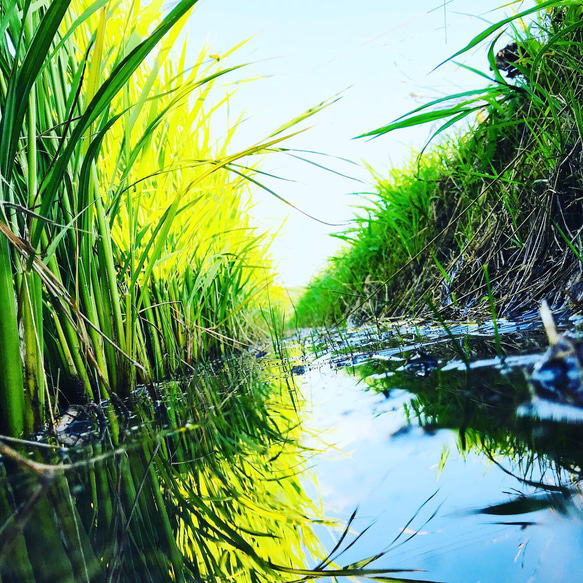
[296, 1, 583, 327]
[0, 0, 310, 436]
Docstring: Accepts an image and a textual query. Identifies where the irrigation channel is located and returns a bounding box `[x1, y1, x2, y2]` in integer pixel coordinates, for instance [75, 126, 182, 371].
[1, 311, 583, 582]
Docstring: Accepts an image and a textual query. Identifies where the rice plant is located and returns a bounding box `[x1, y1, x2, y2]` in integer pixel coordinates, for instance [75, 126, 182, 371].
[0, 0, 305, 436]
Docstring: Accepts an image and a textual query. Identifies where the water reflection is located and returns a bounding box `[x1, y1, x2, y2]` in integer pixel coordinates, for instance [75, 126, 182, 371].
[0, 361, 327, 582]
[3, 316, 583, 582]
[297, 317, 583, 582]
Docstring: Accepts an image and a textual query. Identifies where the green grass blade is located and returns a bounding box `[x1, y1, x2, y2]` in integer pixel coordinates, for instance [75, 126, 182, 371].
[356, 87, 513, 139]
[0, 0, 72, 179]
[31, 0, 199, 248]
[434, 0, 573, 69]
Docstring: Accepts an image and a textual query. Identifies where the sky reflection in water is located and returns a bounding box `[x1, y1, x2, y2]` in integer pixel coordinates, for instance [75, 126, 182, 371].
[297, 327, 583, 583]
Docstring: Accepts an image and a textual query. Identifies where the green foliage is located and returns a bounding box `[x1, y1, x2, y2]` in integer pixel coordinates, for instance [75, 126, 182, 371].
[296, 1, 583, 327]
[0, 0, 304, 435]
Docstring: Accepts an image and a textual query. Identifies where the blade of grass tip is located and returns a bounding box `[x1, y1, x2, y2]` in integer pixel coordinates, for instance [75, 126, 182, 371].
[226, 162, 298, 184]
[357, 90, 501, 139]
[453, 60, 505, 84]
[284, 152, 364, 183]
[226, 165, 345, 227]
[267, 94, 342, 138]
[432, 0, 569, 70]
[280, 147, 363, 166]
[358, 86, 492, 129]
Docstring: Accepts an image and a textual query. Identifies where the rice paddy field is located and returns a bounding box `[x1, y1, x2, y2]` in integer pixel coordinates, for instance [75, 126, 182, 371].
[0, 0, 306, 437]
[2, 1, 583, 582]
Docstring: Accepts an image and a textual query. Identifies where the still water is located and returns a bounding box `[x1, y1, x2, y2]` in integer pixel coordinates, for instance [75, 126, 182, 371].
[293, 315, 583, 582]
[1, 313, 582, 582]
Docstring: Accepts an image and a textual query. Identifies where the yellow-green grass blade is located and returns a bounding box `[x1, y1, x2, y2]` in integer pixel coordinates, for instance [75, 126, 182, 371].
[31, 0, 199, 248]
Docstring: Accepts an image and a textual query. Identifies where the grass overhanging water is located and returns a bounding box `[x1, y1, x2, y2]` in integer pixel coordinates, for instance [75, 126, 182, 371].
[296, 1, 583, 328]
[0, 0, 320, 437]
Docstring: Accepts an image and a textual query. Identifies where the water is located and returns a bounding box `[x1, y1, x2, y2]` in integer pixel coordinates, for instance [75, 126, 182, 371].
[1, 313, 583, 582]
[290, 313, 583, 582]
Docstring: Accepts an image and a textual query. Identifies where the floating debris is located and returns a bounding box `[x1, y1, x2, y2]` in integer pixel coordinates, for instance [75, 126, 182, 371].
[54, 405, 102, 447]
[398, 349, 439, 378]
[530, 301, 583, 406]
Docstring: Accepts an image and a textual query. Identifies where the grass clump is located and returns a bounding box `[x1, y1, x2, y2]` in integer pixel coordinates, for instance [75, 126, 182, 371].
[0, 0, 302, 436]
[296, 1, 583, 327]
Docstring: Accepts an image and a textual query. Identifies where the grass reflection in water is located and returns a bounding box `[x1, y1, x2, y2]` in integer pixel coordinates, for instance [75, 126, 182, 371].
[0, 356, 430, 583]
[353, 326, 583, 526]
[0, 358, 327, 582]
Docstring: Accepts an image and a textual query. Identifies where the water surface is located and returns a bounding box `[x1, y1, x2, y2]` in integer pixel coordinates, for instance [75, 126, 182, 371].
[1, 313, 583, 582]
[292, 314, 583, 582]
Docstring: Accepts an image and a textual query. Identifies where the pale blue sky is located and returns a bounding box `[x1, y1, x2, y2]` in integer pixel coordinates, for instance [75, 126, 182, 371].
[186, 0, 535, 286]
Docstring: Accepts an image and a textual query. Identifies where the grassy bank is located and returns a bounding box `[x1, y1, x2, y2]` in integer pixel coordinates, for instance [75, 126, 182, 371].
[0, 0, 306, 436]
[295, 1, 583, 327]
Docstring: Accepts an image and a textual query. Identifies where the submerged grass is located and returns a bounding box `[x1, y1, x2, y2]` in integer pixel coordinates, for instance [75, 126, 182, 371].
[296, 1, 583, 327]
[0, 0, 312, 436]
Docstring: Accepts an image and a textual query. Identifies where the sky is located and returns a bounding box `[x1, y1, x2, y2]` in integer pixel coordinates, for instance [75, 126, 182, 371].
[185, 0, 535, 287]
